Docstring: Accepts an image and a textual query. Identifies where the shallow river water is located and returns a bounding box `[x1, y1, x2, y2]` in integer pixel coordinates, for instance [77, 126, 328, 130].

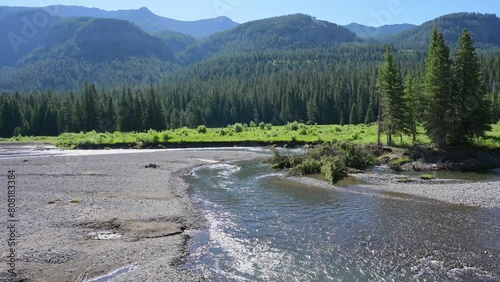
[186, 161, 500, 281]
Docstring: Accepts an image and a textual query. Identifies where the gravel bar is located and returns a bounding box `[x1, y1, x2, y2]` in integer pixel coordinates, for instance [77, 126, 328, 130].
[0, 147, 267, 282]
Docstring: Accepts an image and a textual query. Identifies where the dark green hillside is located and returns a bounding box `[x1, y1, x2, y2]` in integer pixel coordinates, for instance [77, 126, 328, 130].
[73, 18, 173, 61]
[155, 30, 197, 53]
[345, 23, 416, 40]
[0, 10, 58, 67]
[390, 13, 500, 49]
[0, 17, 176, 92]
[179, 14, 358, 64]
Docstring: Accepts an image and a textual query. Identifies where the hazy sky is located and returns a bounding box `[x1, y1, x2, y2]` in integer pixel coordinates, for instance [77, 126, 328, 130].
[2, 0, 499, 26]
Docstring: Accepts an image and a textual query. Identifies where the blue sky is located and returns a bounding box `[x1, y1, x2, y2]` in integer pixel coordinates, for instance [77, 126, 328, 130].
[2, 0, 499, 26]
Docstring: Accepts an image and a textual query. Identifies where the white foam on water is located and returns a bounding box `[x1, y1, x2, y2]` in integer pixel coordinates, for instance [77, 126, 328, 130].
[255, 172, 284, 180]
[448, 266, 497, 280]
[201, 207, 291, 281]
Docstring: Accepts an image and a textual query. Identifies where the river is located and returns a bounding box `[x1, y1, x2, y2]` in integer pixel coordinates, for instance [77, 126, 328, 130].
[185, 160, 500, 281]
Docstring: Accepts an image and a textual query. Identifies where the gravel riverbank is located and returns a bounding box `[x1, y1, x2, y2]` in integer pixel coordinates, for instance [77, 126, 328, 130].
[285, 171, 500, 209]
[354, 172, 500, 209]
[0, 147, 266, 282]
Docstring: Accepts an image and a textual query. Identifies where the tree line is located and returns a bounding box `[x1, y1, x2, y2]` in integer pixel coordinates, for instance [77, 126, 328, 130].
[1, 34, 499, 144]
[379, 27, 492, 146]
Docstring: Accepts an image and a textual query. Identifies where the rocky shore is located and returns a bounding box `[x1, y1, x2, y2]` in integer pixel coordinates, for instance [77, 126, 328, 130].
[0, 147, 266, 282]
[285, 170, 500, 209]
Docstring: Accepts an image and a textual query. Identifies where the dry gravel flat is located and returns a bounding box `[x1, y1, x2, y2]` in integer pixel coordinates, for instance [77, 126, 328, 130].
[0, 147, 266, 282]
[285, 172, 500, 209]
[354, 172, 500, 209]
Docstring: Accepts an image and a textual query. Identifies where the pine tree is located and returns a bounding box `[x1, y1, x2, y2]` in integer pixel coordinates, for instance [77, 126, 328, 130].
[83, 82, 99, 132]
[378, 46, 406, 145]
[404, 75, 419, 143]
[423, 27, 453, 146]
[449, 29, 492, 145]
[349, 103, 358, 124]
[100, 96, 117, 132]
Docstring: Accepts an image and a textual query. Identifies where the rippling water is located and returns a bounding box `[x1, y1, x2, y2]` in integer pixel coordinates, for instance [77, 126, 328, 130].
[186, 161, 500, 281]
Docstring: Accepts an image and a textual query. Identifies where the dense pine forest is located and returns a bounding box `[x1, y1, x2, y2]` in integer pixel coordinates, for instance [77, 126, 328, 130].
[1, 41, 500, 140]
[1, 12, 500, 145]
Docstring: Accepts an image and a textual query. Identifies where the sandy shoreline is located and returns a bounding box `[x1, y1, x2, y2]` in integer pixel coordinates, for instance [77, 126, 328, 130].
[0, 148, 267, 282]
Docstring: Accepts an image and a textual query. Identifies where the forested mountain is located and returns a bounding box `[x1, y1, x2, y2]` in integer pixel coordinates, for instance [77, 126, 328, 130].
[0, 10, 59, 67]
[0, 6, 239, 37]
[155, 30, 197, 53]
[0, 17, 176, 92]
[179, 14, 359, 64]
[390, 13, 500, 49]
[344, 23, 416, 40]
[1, 13, 500, 138]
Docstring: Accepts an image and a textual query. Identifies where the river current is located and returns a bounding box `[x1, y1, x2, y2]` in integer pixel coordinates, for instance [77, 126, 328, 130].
[185, 160, 500, 281]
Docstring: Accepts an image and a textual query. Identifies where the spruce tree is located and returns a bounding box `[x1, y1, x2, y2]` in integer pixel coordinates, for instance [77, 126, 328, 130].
[378, 45, 406, 145]
[449, 29, 492, 145]
[404, 75, 419, 143]
[83, 82, 99, 132]
[423, 27, 453, 146]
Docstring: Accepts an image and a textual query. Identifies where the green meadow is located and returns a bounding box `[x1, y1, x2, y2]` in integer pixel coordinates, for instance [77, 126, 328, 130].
[2, 121, 499, 149]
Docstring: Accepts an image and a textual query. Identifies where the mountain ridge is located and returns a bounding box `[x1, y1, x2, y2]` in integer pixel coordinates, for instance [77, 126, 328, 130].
[389, 12, 500, 49]
[0, 5, 239, 37]
[344, 23, 417, 40]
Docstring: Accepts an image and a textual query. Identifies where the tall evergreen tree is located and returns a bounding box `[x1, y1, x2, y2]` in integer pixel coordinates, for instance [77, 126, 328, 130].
[449, 29, 492, 145]
[423, 27, 453, 146]
[83, 82, 99, 132]
[378, 46, 406, 145]
[404, 75, 420, 143]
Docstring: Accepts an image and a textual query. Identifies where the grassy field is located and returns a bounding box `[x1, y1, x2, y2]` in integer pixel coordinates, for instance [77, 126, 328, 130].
[1, 121, 499, 149]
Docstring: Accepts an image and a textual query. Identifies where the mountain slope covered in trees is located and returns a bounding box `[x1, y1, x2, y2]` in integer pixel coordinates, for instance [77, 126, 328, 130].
[0, 10, 59, 67]
[0, 5, 239, 37]
[390, 13, 500, 49]
[155, 30, 197, 53]
[0, 17, 176, 92]
[344, 23, 416, 40]
[179, 14, 359, 64]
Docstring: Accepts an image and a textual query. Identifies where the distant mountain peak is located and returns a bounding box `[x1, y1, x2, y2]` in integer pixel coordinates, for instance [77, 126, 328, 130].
[0, 5, 239, 37]
[137, 7, 153, 14]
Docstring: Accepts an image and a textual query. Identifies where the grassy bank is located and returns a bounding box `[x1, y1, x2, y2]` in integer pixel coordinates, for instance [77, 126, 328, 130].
[1, 122, 499, 149]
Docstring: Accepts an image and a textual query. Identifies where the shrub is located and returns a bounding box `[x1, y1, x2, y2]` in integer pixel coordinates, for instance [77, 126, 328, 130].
[220, 129, 227, 136]
[161, 132, 170, 142]
[250, 121, 257, 128]
[265, 148, 291, 169]
[334, 126, 342, 133]
[234, 123, 244, 133]
[197, 125, 207, 134]
[299, 128, 307, 135]
[289, 158, 322, 176]
[287, 121, 300, 131]
[321, 157, 347, 184]
[265, 123, 272, 130]
[350, 133, 360, 140]
[153, 135, 160, 144]
[259, 122, 266, 130]
[335, 142, 376, 170]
